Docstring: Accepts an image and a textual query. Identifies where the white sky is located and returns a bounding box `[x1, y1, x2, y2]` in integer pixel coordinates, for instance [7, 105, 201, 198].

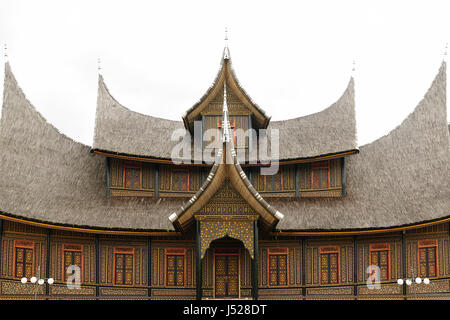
[0, 0, 449, 147]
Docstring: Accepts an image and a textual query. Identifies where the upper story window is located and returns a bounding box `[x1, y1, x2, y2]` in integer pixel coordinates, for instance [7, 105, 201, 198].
[171, 168, 189, 192]
[268, 248, 288, 286]
[319, 246, 340, 285]
[114, 247, 134, 286]
[418, 240, 438, 278]
[14, 240, 34, 279]
[264, 168, 283, 192]
[165, 248, 186, 287]
[369, 243, 390, 281]
[63, 244, 83, 282]
[312, 161, 330, 189]
[123, 161, 141, 189]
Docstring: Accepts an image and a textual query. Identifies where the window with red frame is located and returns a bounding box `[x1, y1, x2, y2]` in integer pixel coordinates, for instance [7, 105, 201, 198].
[114, 247, 134, 285]
[123, 161, 141, 189]
[319, 246, 340, 284]
[311, 161, 330, 189]
[63, 244, 83, 282]
[369, 243, 390, 281]
[268, 248, 288, 286]
[14, 240, 34, 279]
[418, 240, 438, 278]
[165, 248, 186, 287]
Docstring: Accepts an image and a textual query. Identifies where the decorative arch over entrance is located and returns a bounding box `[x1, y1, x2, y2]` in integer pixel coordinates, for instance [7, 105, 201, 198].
[197, 215, 258, 259]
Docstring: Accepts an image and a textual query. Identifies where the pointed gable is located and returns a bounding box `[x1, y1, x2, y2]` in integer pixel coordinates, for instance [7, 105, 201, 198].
[182, 49, 270, 132]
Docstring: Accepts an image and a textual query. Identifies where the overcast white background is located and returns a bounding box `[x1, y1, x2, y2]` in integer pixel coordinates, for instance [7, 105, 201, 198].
[0, 0, 449, 147]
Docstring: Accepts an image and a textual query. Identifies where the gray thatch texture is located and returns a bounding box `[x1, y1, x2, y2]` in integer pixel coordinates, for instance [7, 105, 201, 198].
[93, 57, 356, 161]
[267, 78, 357, 160]
[0, 63, 183, 231]
[274, 62, 450, 230]
[93, 75, 187, 159]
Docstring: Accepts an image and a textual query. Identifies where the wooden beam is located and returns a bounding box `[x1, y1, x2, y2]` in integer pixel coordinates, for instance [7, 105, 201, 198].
[154, 165, 159, 198]
[147, 237, 152, 297]
[353, 235, 357, 296]
[252, 220, 259, 300]
[341, 157, 347, 197]
[46, 229, 51, 296]
[95, 235, 100, 297]
[0, 220, 2, 277]
[401, 231, 406, 297]
[301, 237, 306, 297]
[196, 220, 202, 300]
[106, 157, 111, 197]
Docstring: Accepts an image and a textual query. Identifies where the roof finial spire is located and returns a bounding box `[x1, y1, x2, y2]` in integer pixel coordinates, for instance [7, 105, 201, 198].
[352, 59, 356, 76]
[223, 27, 230, 60]
[222, 80, 231, 143]
[97, 57, 102, 74]
[444, 43, 448, 62]
[4, 43, 8, 62]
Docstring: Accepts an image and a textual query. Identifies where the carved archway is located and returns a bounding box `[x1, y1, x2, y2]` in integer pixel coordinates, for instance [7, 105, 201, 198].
[197, 215, 257, 259]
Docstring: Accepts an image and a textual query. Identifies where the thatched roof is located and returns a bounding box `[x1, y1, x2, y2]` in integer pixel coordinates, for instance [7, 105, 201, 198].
[93, 75, 187, 159]
[273, 61, 450, 230]
[0, 61, 448, 233]
[267, 78, 357, 160]
[0, 62, 183, 231]
[93, 50, 357, 161]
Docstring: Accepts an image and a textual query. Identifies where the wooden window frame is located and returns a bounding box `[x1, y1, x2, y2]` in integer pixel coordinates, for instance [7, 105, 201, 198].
[213, 248, 241, 299]
[62, 244, 83, 283]
[369, 243, 391, 281]
[311, 160, 330, 189]
[170, 168, 190, 192]
[113, 247, 135, 286]
[263, 167, 284, 192]
[417, 240, 439, 278]
[319, 246, 340, 285]
[267, 248, 289, 287]
[164, 248, 186, 288]
[123, 161, 142, 190]
[13, 240, 35, 279]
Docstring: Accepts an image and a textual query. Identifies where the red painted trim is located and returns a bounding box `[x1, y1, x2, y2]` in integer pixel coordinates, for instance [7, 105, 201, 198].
[311, 160, 330, 189]
[62, 243, 83, 283]
[369, 243, 391, 280]
[164, 248, 186, 287]
[319, 246, 340, 285]
[113, 247, 135, 286]
[13, 240, 34, 279]
[267, 248, 289, 287]
[417, 239, 439, 278]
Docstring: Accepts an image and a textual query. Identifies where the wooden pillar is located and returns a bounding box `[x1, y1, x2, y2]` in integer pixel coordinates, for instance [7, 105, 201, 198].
[106, 157, 111, 197]
[196, 220, 202, 300]
[353, 236, 358, 297]
[295, 164, 300, 198]
[252, 220, 259, 300]
[45, 229, 51, 296]
[341, 157, 347, 196]
[147, 237, 152, 298]
[301, 237, 306, 297]
[95, 234, 100, 297]
[401, 231, 407, 297]
[154, 165, 159, 198]
[0, 219, 3, 276]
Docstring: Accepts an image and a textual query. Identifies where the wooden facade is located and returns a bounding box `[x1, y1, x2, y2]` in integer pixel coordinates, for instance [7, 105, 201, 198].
[0, 218, 449, 300]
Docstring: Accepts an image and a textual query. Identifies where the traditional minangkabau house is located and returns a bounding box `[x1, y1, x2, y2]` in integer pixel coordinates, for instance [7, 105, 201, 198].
[0, 44, 449, 300]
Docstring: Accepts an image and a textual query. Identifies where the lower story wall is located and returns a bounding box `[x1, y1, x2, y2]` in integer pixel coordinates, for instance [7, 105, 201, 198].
[0, 219, 449, 299]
